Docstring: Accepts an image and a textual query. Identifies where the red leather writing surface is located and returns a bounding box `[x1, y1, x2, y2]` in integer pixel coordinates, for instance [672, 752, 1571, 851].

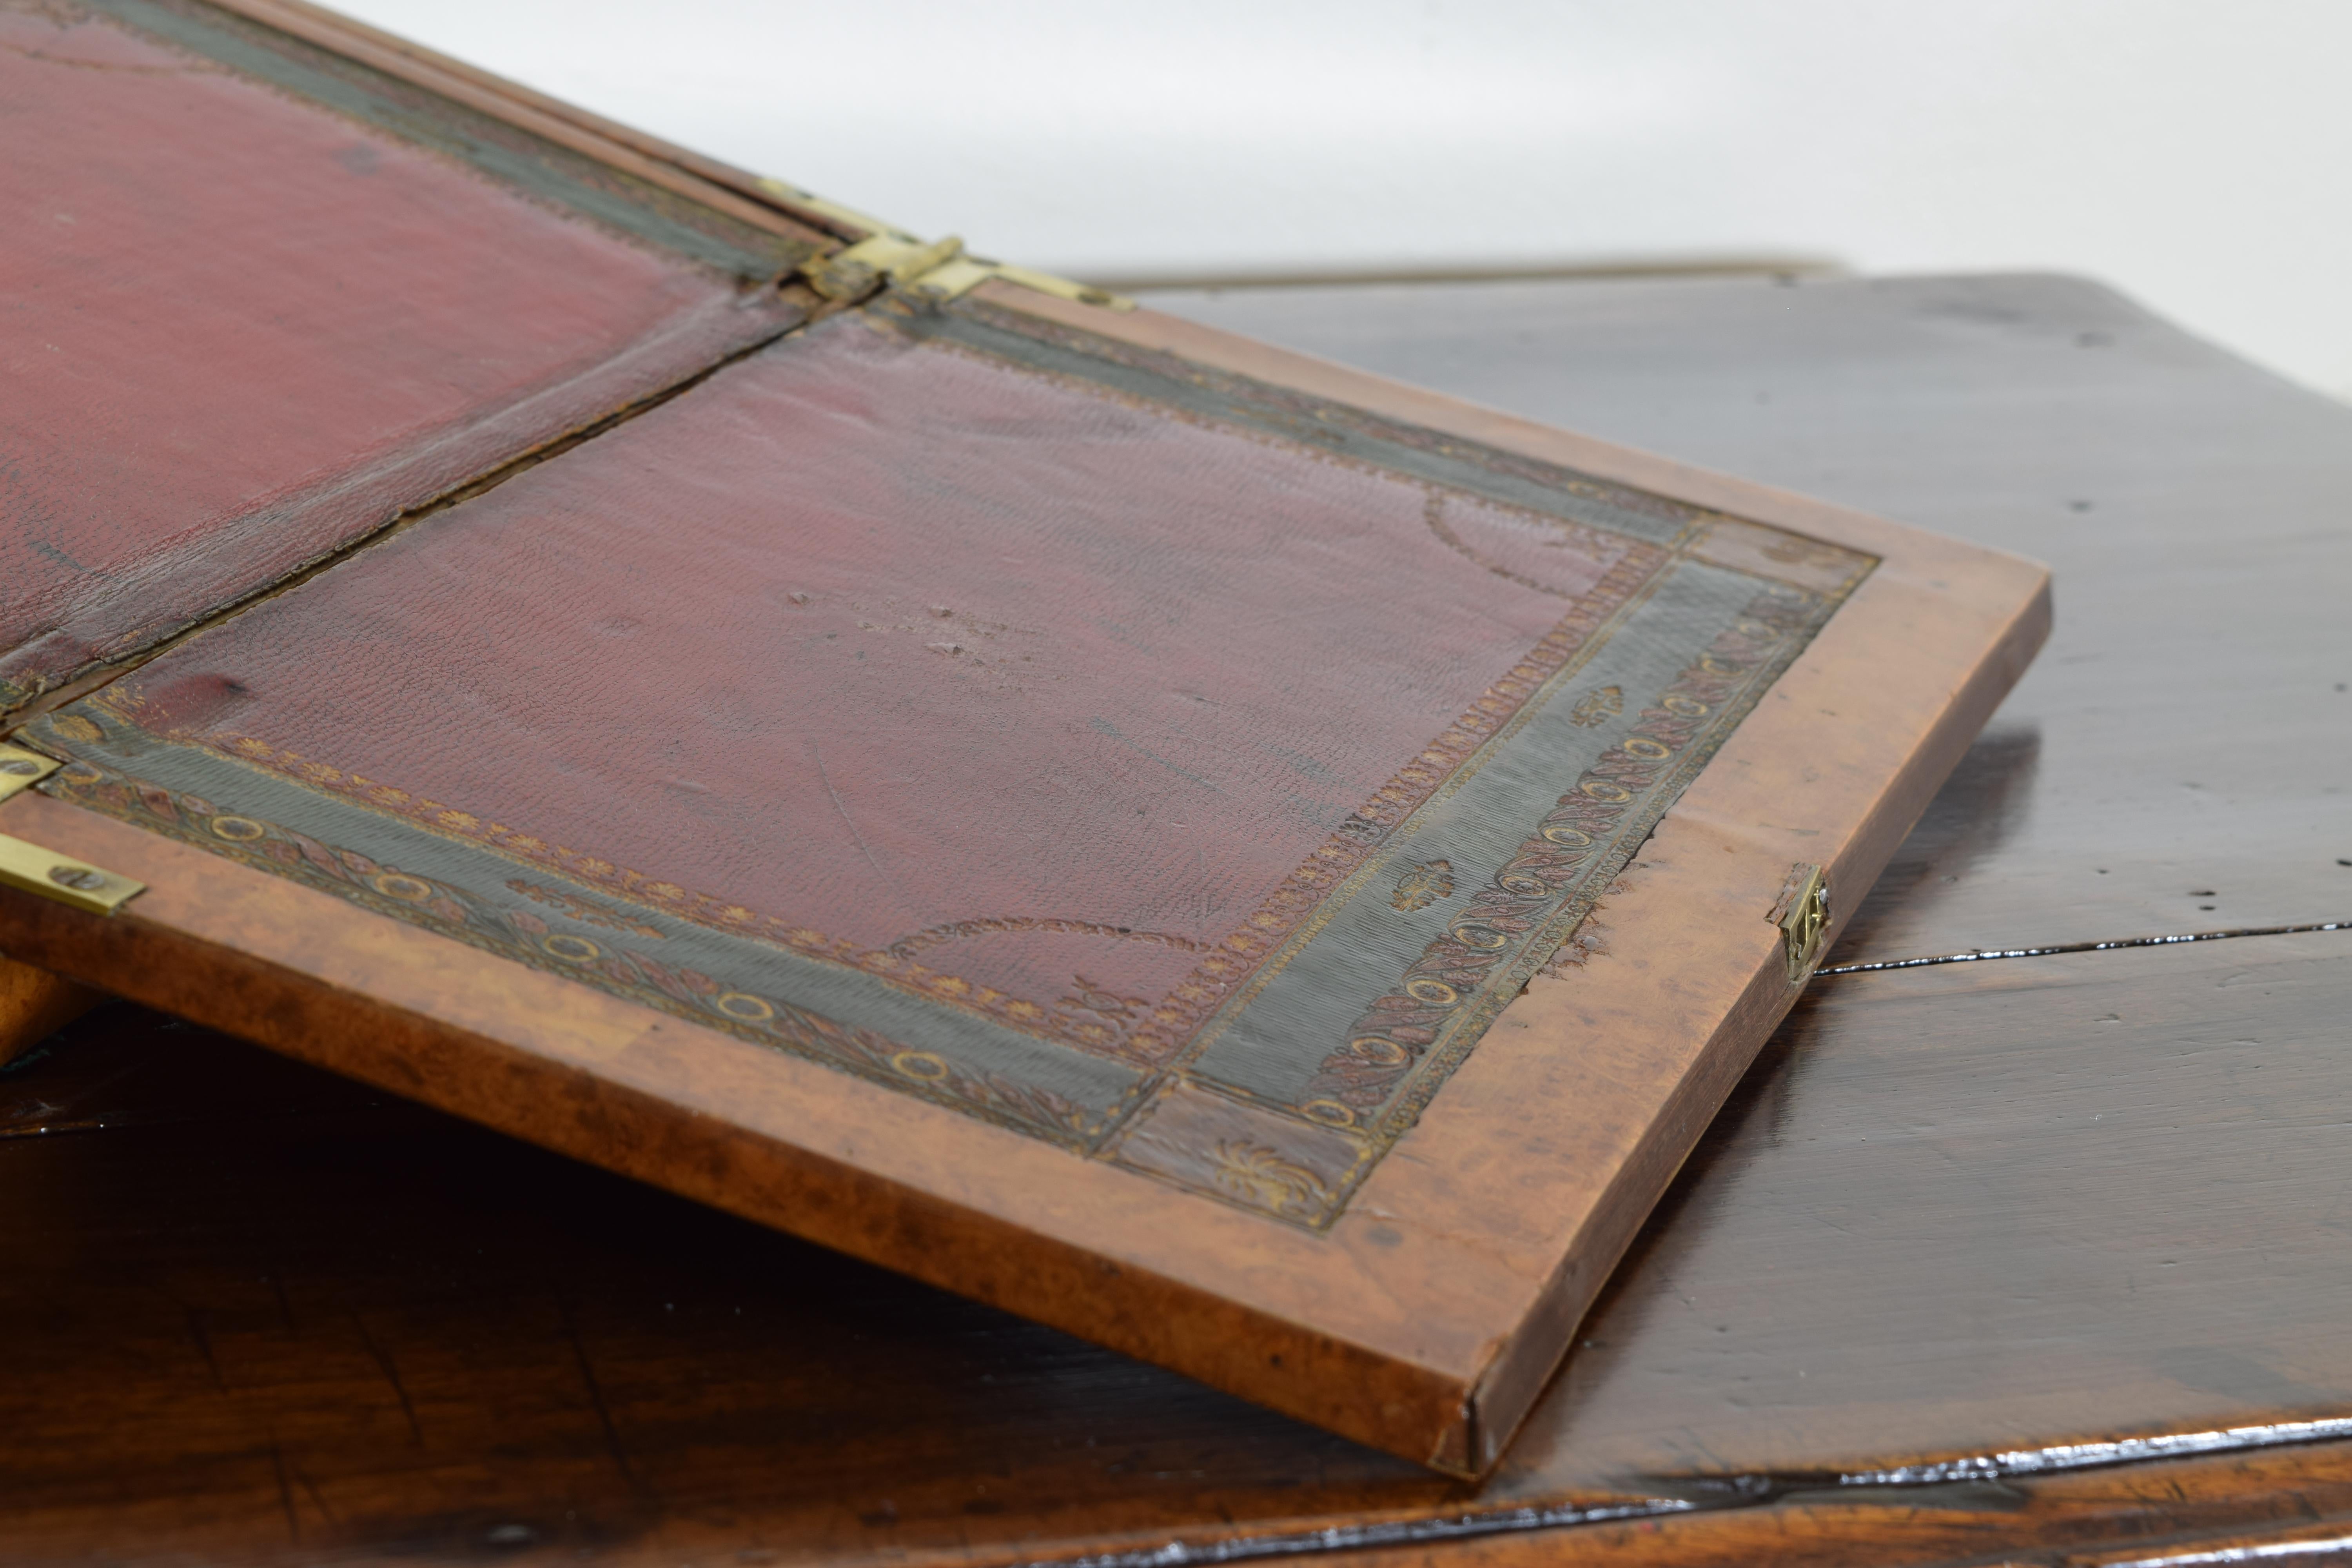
[93, 312, 1637, 1044]
[0, 2, 795, 709]
[41, 292, 1871, 1238]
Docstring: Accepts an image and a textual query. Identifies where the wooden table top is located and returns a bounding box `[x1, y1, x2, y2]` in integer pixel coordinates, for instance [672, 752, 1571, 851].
[4, 271, 2347, 1567]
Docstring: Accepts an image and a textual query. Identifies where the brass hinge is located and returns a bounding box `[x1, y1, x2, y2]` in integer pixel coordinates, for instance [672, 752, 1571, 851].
[0, 742, 54, 804]
[1771, 862, 1831, 984]
[757, 179, 1133, 313]
[0, 743, 143, 915]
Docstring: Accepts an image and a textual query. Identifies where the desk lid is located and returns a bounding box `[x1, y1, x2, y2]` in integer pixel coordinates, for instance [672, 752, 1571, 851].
[0, 0, 2050, 1474]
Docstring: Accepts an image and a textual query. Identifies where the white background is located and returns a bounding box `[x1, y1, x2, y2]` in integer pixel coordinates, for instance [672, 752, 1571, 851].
[340, 0, 2352, 398]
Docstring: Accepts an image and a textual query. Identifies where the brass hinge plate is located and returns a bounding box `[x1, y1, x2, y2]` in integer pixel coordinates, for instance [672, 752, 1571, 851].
[0, 742, 58, 803]
[764, 186, 1134, 313]
[0, 743, 143, 914]
[801, 231, 967, 303]
[1771, 862, 1831, 984]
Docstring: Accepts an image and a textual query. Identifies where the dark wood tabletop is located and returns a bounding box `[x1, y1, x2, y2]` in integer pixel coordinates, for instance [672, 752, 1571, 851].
[4, 270, 2347, 1567]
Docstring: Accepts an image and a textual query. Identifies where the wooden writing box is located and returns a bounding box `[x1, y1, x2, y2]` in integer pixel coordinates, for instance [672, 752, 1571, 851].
[0, 0, 2049, 1475]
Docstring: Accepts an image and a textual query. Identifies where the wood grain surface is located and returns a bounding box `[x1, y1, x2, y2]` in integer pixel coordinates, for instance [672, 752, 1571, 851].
[0, 272, 2341, 1563]
[4, 931, 2350, 1565]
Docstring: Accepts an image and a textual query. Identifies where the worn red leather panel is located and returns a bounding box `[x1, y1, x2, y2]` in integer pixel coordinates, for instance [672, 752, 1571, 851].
[33, 296, 1866, 1227]
[85, 312, 1612, 1027]
[0, 1, 799, 710]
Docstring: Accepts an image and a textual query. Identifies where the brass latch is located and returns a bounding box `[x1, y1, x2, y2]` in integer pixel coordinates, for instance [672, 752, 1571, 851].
[0, 742, 143, 915]
[760, 179, 1133, 312]
[1772, 862, 1831, 984]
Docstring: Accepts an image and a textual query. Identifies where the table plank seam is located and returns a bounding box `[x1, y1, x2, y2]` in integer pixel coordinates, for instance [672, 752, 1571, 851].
[1819, 919, 2352, 978]
[1021, 1419, 2352, 1568]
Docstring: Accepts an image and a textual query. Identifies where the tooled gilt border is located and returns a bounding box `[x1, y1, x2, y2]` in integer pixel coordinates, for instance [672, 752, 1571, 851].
[1113, 580, 1844, 1230]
